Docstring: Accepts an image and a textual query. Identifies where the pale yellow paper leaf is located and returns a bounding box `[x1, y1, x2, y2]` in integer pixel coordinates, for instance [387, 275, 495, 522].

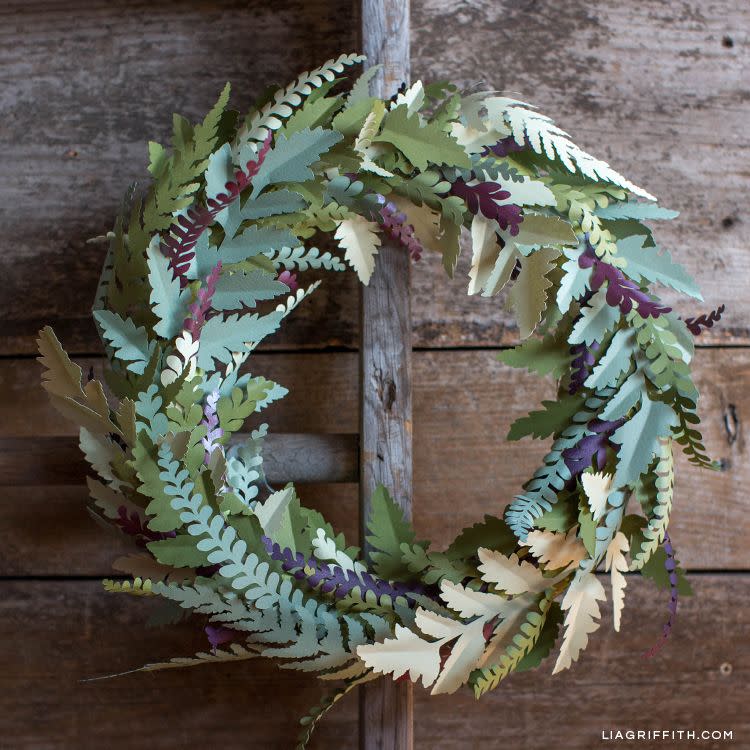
[353, 101, 394, 177]
[483, 243, 520, 297]
[253, 486, 295, 536]
[605, 531, 630, 632]
[318, 659, 370, 681]
[334, 215, 381, 284]
[439, 579, 508, 619]
[414, 608, 463, 640]
[526, 528, 586, 571]
[390, 195, 442, 253]
[392, 80, 425, 114]
[476, 592, 537, 669]
[356, 624, 442, 688]
[86, 476, 139, 520]
[477, 548, 547, 595]
[553, 569, 606, 674]
[431, 617, 486, 695]
[468, 215, 501, 295]
[581, 471, 613, 522]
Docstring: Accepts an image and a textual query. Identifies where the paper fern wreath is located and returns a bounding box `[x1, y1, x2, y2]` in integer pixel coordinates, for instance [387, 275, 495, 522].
[38, 54, 723, 744]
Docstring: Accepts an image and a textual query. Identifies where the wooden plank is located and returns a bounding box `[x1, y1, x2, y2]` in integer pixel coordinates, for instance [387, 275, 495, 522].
[0, 433, 358, 486]
[359, 2, 413, 748]
[409, 0, 750, 348]
[0, 0, 359, 356]
[1, 1, 747, 356]
[0, 484, 359, 578]
[0, 576, 745, 748]
[1, 346, 748, 575]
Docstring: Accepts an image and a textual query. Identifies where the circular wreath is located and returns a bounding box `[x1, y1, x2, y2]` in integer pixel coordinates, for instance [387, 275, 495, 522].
[38, 53, 721, 745]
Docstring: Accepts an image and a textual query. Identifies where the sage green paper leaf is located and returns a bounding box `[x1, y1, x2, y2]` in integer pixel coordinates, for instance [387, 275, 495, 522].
[218, 226, 299, 264]
[251, 127, 343, 197]
[446, 515, 517, 559]
[601, 369, 646, 421]
[507, 395, 585, 441]
[240, 189, 307, 221]
[557, 246, 592, 313]
[205, 142, 234, 201]
[585, 329, 636, 389]
[37, 326, 84, 399]
[212, 270, 289, 311]
[147, 239, 187, 339]
[489, 176, 555, 208]
[509, 247, 561, 338]
[597, 203, 679, 221]
[197, 310, 284, 370]
[285, 96, 342, 135]
[148, 535, 209, 568]
[497, 332, 572, 378]
[366, 485, 418, 580]
[569, 288, 621, 346]
[616, 235, 702, 300]
[348, 64, 382, 103]
[611, 395, 679, 487]
[373, 104, 471, 171]
[639, 546, 693, 596]
[577, 503, 597, 558]
[331, 97, 376, 136]
[93, 309, 154, 374]
[513, 214, 577, 250]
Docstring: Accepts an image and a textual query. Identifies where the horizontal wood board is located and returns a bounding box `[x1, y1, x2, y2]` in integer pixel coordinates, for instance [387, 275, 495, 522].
[0, 576, 746, 748]
[1, 347, 746, 575]
[0, 0, 747, 355]
[1, 1, 747, 748]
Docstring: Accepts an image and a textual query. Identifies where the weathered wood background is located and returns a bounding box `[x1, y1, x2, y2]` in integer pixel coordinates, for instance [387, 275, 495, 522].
[1, 0, 747, 747]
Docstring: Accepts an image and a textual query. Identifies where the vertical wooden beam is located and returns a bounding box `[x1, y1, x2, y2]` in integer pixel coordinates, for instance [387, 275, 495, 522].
[359, 2, 413, 750]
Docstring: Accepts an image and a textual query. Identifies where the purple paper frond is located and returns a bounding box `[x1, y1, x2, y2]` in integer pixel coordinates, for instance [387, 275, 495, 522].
[184, 262, 222, 340]
[683, 304, 726, 336]
[579, 243, 671, 318]
[201, 390, 224, 465]
[161, 132, 273, 286]
[262, 537, 425, 605]
[448, 178, 523, 236]
[483, 136, 526, 158]
[114, 505, 175, 547]
[205, 624, 243, 651]
[569, 342, 600, 395]
[378, 199, 424, 260]
[278, 270, 299, 292]
[563, 419, 623, 476]
[643, 531, 679, 658]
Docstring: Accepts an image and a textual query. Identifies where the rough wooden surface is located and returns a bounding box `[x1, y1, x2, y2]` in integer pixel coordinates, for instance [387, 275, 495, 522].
[1, 1, 747, 747]
[359, 3, 414, 746]
[0, 433, 359, 486]
[1, 1, 748, 356]
[1, 347, 747, 576]
[1, 576, 745, 749]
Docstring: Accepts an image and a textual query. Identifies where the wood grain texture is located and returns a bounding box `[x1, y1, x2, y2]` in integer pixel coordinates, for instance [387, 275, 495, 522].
[0, 433, 359, 486]
[0, 576, 745, 748]
[1, 346, 747, 576]
[0, 0, 359, 356]
[1, 1, 747, 355]
[409, 0, 749, 347]
[360, 3, 414, 746]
